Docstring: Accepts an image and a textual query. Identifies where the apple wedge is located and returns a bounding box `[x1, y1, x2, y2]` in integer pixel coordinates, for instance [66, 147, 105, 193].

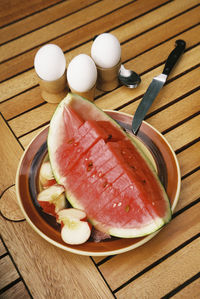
[37, 185, 66, 216]
[57, 208, 91, 245]
[57, 208, 87, 223]
[39, 161, 56, 188]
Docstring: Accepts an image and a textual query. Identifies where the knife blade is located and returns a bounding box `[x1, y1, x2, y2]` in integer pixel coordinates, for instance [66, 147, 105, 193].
[132, 39, 186, 134]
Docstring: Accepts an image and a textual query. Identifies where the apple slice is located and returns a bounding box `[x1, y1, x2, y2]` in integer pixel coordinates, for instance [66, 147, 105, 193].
[61, 219, 91, 245]
[57, 208, 91, 245]
[57, 208, 87, 223]
[37, 185, 66, 216]
[39, 161, 56, 188]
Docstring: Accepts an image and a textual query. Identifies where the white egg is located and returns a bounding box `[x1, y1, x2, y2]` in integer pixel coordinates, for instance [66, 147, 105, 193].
[34, 44, 66, 81]
[67, 54, 97, 92]
[91, 33, 121, 69]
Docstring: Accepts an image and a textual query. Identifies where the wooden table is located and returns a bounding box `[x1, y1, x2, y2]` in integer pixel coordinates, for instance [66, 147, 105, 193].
[0, 0, 199, 298]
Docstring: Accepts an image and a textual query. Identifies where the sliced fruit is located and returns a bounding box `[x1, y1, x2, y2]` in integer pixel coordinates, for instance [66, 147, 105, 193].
[39, 161, 56, 188]
[57, 208, 87, 223]
[57, 208, 91, 244]
[61, 219, 91, 245]
[37, 185, 66, 216]
[48, 93, 171, 238]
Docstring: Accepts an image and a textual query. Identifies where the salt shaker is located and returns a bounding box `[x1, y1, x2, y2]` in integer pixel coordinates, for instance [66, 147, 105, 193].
[34, 44, 68, 103]
[91, 33, 121, 91]
[67, 54, 97, 101]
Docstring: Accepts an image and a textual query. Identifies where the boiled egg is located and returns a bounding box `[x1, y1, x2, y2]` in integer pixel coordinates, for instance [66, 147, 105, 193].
[67, 54, 97, 92]
[91, 33, 121, 69]
[34, 44, 66, 81]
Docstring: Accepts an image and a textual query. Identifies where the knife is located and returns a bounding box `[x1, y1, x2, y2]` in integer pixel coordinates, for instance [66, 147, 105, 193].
[132, 39, 186, 134]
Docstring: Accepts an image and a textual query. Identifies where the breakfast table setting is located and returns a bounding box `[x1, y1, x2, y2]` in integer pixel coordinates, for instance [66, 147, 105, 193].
[0, 0, 200, 298]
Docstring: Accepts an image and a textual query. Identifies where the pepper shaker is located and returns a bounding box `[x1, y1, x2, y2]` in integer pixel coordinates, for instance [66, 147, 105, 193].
[34, 44, 68, 103]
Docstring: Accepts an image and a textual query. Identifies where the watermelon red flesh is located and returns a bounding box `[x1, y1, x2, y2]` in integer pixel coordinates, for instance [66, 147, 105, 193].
[55, 119, 121, 178]
[65, 139, 159, 229]
[48, 94, 171, 238]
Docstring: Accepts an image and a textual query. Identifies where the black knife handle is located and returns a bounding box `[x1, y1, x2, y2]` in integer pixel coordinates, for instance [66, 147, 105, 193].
[163, 39, 186, 76]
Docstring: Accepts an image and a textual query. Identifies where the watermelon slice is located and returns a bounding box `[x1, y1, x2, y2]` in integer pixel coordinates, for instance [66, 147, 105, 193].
[48, 93, 171, 238]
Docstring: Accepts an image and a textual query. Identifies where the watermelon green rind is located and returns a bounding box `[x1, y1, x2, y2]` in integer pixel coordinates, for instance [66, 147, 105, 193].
[48, 93, 172, 238]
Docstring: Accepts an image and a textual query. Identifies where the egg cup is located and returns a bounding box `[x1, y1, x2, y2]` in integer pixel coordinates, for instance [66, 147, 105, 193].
[37, 73, 69, 104]
[69, 83, 96, 102]
[96, 60, 121, 91]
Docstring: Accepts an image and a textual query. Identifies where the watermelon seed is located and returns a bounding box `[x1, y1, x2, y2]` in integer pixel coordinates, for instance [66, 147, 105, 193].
[125, 205, 130, 212]
[67, 139, 74, 144]
[98, 172, 102, 177]
[87, 162, 93, 171]
[142, 179, 146, 184]
[118, 202, 122, 207]
[103, 181, 107, 188]
[107, 134, 112, 140]
[113, 203, 117, 208]
[130, 185, 134, 189]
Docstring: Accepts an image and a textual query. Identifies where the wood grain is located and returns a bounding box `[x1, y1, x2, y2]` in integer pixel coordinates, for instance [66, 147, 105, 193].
[0, 0, 167, 81]
[0, 256, 19, 289]
[0, 218, 114, 299]
[0, 186, 25, 221]
[0, 0, 132, 62]
[0, 281, 31, 299]
[0, 115, 23, 193]
[0, 0, 97, 44]
[177, 142, 200, 177]
[172, 277, 200, 299]
[0, 239, 7, 256]
[164, 115, 200, 152]
[98, 204, 200, 291]
[0, 0, 61, 27]
[116, 238, 200, 298]
[146, 90, 200, 133]
[175, 170, 200, 212]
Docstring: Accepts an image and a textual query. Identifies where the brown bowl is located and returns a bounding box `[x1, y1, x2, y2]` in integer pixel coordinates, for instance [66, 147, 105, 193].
[16, 111, 181, 256]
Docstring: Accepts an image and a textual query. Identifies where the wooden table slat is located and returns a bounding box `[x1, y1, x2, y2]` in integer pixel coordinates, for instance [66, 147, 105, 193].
[0, 0, 170, 82]
[0, 115, 23, 193]
[0, 239, 7, 257]
[0, 0, 134, 63]
[0, 219, 114, 299]
[0, 0, 97, 45]
[165, 115, 200, 152]
[0, 256, 19, 289]
[0, 0, 61, 27]
[0, 281, 31, 299]
[177, 142, 200, 177]
[116, 238, 200, 298]
[172, 276, 200, 299]
[97, 203, 200, 291]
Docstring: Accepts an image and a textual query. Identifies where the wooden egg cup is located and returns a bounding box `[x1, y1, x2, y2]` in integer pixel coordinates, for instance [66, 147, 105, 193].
[38, 73, 69, 104]
[96, 60, 121, 91]
[69, 84, 96, 102]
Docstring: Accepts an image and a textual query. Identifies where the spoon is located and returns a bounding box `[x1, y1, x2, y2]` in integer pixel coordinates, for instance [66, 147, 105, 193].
[118, 64, 141, 88]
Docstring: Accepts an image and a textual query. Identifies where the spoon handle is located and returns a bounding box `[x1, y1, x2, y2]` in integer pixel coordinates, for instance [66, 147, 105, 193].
[163, 39, 186, 76]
